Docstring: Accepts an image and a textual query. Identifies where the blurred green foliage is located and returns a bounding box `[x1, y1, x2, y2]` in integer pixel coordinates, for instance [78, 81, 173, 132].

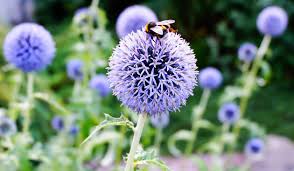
[34, 0, 294, 84]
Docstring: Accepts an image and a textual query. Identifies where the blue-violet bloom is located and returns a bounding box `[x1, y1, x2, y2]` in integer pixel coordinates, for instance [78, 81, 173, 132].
[69, 125, 79, 136]
[66, 59, 83, 81]
[108, 30, 198, 116]
[3, 23, 55, 72]
[218, 102, 240, 125]
[116, 5, 158, 38]
[257, 6, 288, 37]
[0, 116, 17, 137]
[89, 74, 111, 97]
[245, 138, 265, 160]
[238, 43, 257, 62]
[51, 116, 64, 131]
[199, 67, 222, 90]
[150, 111, 170, 129]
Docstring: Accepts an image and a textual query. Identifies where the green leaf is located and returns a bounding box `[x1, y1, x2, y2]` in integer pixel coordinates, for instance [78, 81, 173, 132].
[82, 130, 121, 157]
[196, 120, 217, 130]
[239, 119, 266, 137]
[258, 61, 272, 85]
[168, 130, 193, 156]
[81, 114, 134, 145]
[219, 86, 244, 104]
[134, 150, 171, 171]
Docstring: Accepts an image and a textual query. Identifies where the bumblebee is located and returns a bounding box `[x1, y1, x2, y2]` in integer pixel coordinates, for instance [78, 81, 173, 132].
[145, 20, 177, 38]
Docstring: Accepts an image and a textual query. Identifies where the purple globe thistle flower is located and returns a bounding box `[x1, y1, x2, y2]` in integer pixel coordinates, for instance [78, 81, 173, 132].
[51, 116, 64, 131]
[150, 112, 170, 129]
[245, 138, 265, 160]
[116, 5, 158, 38]
[108, 30, 198, 116]
[89, 74, 111, 97]
[238, 43, 257, 62]
[3, 23, 56, 72]
[257, 6, 288, 37]
[69, 125, 79, 136]
[66, 59, 83, 81]
[0, 116, 17, 137]
[218, 102, 240, 125]
[199, 67, 222, 90]
[73, 7, 99, 29]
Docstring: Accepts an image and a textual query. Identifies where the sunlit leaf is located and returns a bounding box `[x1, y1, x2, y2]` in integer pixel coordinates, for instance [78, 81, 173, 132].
[81, 114, 134, 145]
[239, 119, 266, 137]
[168, 130, 193, 156]
[134, 149, 171, 171]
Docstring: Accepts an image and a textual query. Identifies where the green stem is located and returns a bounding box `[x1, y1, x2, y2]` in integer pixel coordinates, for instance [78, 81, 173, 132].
[219, 124, 230, 155]
[233, 35, 271, 146]
[185, 89, 211, 155]
[154, 128, 163, 153]
[23, 73, 34, 132]
[115, 125, 127, 166]
[33, 93, 71, 115]
[124, 113, 147, 171]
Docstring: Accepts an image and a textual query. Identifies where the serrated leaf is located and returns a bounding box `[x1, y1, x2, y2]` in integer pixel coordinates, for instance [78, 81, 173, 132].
[168, 130, 193, 156]
[81, 114, 134, 145]
[134, 150, 171, 171]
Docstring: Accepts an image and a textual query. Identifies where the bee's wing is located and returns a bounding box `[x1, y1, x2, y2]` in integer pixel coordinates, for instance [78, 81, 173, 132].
[150, 26, 164, 35]
[156, 20, 175, 25]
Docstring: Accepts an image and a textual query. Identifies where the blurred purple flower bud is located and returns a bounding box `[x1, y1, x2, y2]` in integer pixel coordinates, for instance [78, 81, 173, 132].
[3, 23, 55, 72]
[89, 74, 111, 97]
[150, 112, 170, 129]
[199, 67, 222, 90]
[238, 43, 257, 62]
[66, 59, 83, 81]
[257, 6, 288, 37]
[51, 116, 64, 131]
[218, 102, 240, 125]
[116, 5, 158, 38]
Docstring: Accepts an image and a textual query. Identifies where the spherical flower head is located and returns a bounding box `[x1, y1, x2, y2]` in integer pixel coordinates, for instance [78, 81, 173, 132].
[257, 6, 288, 37]
[73, 7, 99, 29]
[116, 5, 158, 38]
[238, 43, 257, 62]
[218, 102, 240, 125]
[245, 138, 265, 161]
[51, 116, 64, 131]
[69, 125, 79, 136]
[108, 30, 198, 116]
[3, 23, 56, 72]
[89, 74, 111, 97]
[0, 116, 17, 137]
[199, 67, 222, 90]
[150, 111, 170, 129]
[66, 59, 83, 81]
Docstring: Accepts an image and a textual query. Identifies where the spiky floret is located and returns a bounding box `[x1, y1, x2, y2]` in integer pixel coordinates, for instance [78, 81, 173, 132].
[108, 30, 198, 116]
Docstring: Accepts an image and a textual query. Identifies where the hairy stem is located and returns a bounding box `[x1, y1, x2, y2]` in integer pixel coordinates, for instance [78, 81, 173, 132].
[124, 113, 147, 171]
[185, 89, 211, 155]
